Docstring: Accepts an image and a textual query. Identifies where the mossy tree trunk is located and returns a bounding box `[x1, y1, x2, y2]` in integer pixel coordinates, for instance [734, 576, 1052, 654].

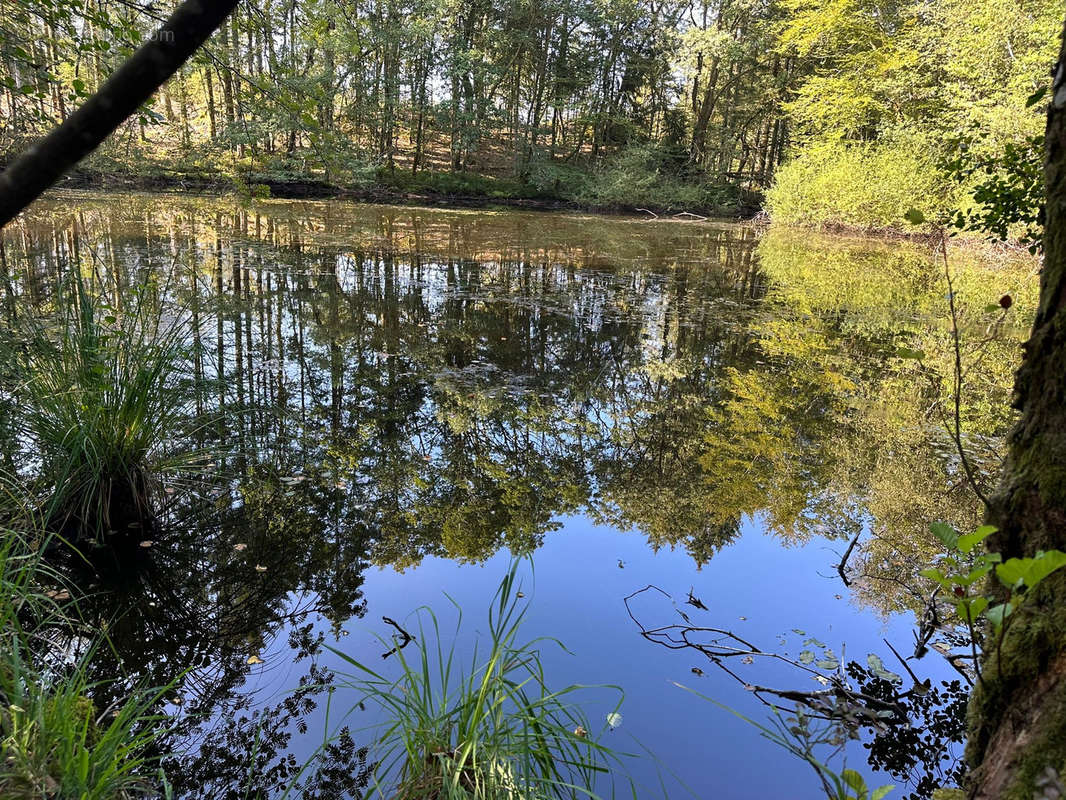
[967, 18, 1066, 800]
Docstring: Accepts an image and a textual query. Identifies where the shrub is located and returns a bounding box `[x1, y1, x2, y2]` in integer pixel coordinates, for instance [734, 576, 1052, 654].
[766, 138, 958, 230]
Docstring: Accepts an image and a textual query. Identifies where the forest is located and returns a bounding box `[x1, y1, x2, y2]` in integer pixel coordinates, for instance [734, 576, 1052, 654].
[2, 1, 1066, 800]
[0, 0, 1058, 223]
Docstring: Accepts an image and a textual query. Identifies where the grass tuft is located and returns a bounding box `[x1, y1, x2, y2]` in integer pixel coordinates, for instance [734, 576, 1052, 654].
[320, 562, 630, 800]
[10, 274, 198, 540]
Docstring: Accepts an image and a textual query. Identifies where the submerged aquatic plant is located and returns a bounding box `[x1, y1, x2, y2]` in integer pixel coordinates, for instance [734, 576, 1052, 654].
[10, 275, 198, 539]
[318, 563, 629, 800]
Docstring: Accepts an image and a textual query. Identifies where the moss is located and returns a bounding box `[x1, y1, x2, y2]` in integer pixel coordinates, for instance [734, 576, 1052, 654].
[966, 574, 1066, 797]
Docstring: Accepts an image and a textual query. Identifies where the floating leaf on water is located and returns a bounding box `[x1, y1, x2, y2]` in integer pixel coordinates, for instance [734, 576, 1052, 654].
[791, 628, 806, 635]
[866, 653, 901, 683]
[813, 675, 830, 686]
[799, 650, 815, 665]
[606, 712, 623, 729]
[691, 667, 704, 676]
[816, 659, 840, 670]
[573, 726, 587, 738]
[246, 655, 264, 665]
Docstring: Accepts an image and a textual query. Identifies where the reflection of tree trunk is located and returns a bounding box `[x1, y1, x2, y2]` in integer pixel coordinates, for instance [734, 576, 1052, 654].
[968, 19, 1066, 798]
[328, 258, 344, 435]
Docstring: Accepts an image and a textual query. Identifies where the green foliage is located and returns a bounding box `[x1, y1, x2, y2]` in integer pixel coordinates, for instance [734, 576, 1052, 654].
[0, 522, 171, 799]
[921, 522, 1066, 683]
[765, 140, 956, 230]
[770, 0, 1059, 232]
[942, 132, 1045, 250]
[319, 562, 628, 799]
[567, 144, 739, 213]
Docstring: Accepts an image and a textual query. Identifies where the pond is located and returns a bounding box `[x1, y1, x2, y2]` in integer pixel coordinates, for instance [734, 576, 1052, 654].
[0, 192, 1038, 799]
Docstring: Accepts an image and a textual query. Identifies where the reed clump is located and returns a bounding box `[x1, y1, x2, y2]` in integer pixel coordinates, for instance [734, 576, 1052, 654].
[9, 277, 197, 541]
[324, 564, 629, 800]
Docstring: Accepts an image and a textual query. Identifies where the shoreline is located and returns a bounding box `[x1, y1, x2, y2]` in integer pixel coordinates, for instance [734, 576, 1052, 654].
[51, 167, 761, 221]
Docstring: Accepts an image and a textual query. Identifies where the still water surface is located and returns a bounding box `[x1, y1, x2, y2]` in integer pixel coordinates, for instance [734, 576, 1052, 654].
[1, 193, 1037, 798]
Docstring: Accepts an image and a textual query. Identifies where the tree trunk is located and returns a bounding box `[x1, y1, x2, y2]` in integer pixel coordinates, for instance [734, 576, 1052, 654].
[967, 18, 1066, 800]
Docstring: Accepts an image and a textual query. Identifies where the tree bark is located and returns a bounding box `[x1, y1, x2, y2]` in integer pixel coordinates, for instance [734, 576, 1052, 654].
[967, 18, 1066, 800]
[0, 0, 239, 229]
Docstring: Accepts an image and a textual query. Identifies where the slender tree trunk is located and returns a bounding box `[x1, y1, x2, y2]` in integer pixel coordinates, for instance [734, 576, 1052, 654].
[967, 18, 1066, 799]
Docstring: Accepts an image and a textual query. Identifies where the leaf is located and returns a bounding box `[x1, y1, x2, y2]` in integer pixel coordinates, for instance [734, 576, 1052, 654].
[957, 525, 997, 554]
[1026, 86, 1048, 107]
[904, 207, 926, 225]
[871, 786, 895, 800]
[996, 558, 1028, 587]
[894, 346, 926, 360]
[815, 658, 839, 670]
[986, 603, 1013, 628]
[606, 712, 623, 729]
[798, 650, 815, 665]
[246, 654, 264, 665]
[1023, 549, 1066, 588]
[930, 522, 959, 550]
[842, 769, 867, 792]
[867, 653, 902, 683]
[956, 596, 988, 623]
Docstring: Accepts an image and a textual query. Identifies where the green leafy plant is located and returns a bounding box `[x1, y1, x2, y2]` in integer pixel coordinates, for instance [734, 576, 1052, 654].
[921, 522, 1066, 682]
[307, 562, 630, 800]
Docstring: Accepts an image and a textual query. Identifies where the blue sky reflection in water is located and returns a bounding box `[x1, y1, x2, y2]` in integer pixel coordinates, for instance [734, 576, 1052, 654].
[2, 193, 1032, 799]
[305, 516, 932, 800]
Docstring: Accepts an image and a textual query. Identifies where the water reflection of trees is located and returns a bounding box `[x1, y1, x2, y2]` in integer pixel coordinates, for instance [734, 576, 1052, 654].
[0, 198, 1037, 794]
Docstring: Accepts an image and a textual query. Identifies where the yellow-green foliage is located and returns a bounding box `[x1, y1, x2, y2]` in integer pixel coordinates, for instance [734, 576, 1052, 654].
[752, 228, 1039, 612]
[766, 140, 957, 230]
[770, 0, 1060, 231]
